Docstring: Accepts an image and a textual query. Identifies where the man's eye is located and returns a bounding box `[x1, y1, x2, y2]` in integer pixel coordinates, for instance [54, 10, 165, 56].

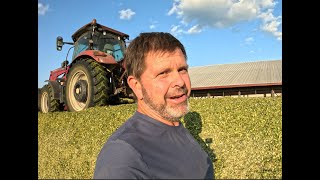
[158, 71, 168, 76]
[179, 68, 188, 73]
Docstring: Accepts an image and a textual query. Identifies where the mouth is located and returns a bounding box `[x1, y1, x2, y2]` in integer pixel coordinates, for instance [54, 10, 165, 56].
[167, 93, 187, 104]
[170, 93, 185, 99]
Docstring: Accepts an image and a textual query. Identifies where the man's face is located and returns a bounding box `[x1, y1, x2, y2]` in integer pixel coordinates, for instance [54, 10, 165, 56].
[139, 48, 191, 122]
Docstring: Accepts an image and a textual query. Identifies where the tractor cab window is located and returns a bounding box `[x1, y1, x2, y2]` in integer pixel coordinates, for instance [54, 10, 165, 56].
[93, 31, 126, 62]
[72, 32, 90, 59]
[72, 31, 126, 62]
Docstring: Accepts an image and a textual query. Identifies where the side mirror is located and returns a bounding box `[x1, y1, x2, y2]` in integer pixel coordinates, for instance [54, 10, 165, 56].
[56, 36, 64, 51]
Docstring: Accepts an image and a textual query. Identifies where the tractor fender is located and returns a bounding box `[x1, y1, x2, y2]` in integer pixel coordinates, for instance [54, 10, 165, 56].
[74, 50, 118, 65]
[46, 81, 62, 100]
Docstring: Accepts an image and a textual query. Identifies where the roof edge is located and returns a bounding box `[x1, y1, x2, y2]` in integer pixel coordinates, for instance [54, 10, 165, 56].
[189, 59, 282, 68]
[191, 82, 282, 90]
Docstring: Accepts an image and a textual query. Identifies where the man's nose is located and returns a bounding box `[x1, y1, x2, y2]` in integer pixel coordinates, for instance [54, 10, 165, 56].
[170, 71, 186, 88]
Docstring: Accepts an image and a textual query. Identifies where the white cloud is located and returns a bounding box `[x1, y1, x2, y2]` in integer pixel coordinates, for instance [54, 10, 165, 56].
[38, 3, 49, 15]
[258, 0, 276, 9]
[186, 24, 202, 34]
[170, 25, 184, 36]
[240, 36, 254, 46]
[170, 23, 203, 35]
[168, 0, 258, 28]
[167, 2, 178, 16]
[119, 9, 136, 20]
[150, 25, 156, 29]
[168, 0, 282, 40]
[245, 37, 254, 44]
[258, 9, 282, 40]
[149, 20, 158, 30]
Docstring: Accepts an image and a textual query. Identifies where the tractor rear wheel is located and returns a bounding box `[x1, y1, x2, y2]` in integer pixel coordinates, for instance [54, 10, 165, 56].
[39, 84, 62, 113]
[65, 58, 109, 112]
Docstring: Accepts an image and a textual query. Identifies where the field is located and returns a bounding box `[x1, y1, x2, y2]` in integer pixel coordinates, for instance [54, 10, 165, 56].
[38, 96, 282, 179]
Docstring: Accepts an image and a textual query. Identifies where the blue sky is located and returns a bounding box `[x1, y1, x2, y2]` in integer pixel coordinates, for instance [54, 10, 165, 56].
[38, 0, 282, 88]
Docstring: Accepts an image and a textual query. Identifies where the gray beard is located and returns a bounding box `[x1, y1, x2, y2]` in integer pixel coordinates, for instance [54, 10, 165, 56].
[141, 85, 189, 122]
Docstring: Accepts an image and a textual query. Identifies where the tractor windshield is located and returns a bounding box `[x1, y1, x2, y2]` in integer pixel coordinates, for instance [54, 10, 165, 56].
[72, 31, 126, 62]
[72, 32, 90, 58]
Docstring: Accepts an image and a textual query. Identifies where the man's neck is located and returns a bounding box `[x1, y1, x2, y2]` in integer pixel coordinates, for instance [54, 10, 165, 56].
[137, 103, 180, 126]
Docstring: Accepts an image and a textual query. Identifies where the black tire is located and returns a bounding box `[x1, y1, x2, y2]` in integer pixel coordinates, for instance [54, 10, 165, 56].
[65, 58, 109, 112]
[39, 84, 63, 113]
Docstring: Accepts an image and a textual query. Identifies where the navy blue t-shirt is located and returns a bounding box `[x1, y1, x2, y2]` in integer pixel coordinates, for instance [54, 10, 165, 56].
[94, 111, 214, 179]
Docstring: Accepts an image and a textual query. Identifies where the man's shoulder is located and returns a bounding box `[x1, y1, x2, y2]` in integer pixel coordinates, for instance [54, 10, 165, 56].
[107, 113, 143, 141]
[94, 139, 149, 179]
[107, 111, 168, 148]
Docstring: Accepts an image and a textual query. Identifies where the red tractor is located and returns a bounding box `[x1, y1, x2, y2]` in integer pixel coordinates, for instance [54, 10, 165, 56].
[39, 19, 133, 113]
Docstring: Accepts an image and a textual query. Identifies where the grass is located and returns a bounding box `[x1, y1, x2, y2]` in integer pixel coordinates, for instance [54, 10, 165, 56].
[38, 96, 282, 179]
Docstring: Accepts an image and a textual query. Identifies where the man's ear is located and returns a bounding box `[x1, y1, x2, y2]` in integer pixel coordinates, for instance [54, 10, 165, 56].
[127, 75, 143, 100]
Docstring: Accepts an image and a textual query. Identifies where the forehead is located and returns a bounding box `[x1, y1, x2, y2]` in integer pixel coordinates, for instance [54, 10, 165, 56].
[144, 48, 186, 67]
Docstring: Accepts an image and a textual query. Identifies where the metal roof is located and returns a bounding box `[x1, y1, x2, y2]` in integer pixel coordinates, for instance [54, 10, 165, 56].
[188, 60, 282, 90]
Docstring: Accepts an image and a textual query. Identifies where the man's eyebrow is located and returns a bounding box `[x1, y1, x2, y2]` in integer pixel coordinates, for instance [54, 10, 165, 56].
[179, 65, 189, 70]
[161, 64, 188, 71]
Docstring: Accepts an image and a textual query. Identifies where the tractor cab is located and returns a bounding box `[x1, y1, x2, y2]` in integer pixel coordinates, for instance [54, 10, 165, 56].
[71, 19, 129, 62]
[72, 31, 125, 62]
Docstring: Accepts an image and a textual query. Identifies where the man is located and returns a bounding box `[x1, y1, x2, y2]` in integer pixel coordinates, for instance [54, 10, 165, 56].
[93, 32, 214, 179]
